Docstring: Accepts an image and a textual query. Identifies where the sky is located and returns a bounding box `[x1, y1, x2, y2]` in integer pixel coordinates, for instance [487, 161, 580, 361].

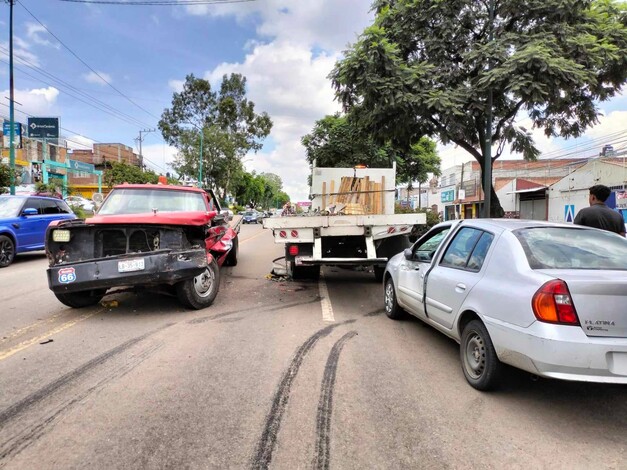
[1, 0, 625, 203]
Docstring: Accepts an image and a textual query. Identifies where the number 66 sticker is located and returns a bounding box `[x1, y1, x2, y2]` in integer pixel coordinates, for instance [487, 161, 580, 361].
[58, 267, 77, 284]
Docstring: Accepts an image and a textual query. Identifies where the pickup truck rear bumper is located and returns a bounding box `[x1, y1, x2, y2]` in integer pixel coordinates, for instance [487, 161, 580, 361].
[47, 248, 208, 293]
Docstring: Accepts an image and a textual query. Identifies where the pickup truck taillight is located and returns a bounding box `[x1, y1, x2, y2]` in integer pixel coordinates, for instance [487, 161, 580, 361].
[531, 280, 580, 325]
[288, 245, 299, 256]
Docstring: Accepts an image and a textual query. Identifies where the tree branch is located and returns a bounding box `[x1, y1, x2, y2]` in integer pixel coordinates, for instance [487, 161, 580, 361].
[493, 99, 525, 141]
[429, 117, 483, 161]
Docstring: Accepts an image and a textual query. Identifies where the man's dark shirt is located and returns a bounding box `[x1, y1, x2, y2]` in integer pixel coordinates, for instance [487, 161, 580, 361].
[574, 203, 625, 235]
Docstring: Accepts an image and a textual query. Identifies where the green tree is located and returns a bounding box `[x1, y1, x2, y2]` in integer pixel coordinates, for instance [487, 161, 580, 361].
[104, 162, 159, 188]
[159, 73, 273, 199]
[331, 0, 627, 216]
[0, 164, 17, 194]
[302, 114, 440, 186]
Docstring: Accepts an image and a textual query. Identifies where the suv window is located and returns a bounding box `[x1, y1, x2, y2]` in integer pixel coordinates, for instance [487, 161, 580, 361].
[56, 200, 73, 214]
[24, 198, 42, 215]
[40, 199, 61, 214]
[441, 227, 494, 271]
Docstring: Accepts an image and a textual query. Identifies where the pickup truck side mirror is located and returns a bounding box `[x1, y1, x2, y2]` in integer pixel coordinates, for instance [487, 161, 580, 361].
[22, 207, 38, 216]
[403, 248, 413, 260]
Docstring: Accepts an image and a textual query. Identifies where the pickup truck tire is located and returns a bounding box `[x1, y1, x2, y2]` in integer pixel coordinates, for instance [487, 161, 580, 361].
[54, 289, 106, 308]
[287, 261, 320, 280]
[384, 278, 405, 319]
[0, 235, 15, 268]
[176, 258, 219, 309]
[460, 319, 502, 391]
[224, 236, 238, 266]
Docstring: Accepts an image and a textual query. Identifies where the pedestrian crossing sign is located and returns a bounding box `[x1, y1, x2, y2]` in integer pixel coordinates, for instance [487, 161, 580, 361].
[564, 204, 575, 222]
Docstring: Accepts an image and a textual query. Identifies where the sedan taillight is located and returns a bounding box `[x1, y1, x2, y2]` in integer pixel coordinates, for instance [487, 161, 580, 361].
[531, 280, 580, 325]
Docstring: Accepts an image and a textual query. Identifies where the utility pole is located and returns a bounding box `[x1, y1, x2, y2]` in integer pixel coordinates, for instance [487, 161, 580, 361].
[7, 0, 16, 194]
[483, 0, 495, 218]
[136, 128, 155, 170]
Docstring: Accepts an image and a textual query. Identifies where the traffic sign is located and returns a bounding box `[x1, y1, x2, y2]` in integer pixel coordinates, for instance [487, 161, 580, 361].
[68, 159, 95, 173]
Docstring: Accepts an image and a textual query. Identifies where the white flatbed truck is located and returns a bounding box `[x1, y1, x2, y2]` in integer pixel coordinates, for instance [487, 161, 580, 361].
[263, 163, 425, 280]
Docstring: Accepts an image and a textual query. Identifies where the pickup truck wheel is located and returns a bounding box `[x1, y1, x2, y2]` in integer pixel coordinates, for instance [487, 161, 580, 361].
[384, 278, 405, 320]
[176, 258, 220, 309]
[460, 319, 502, 391]
[0, 235, 15, 268]
[54, 289, 106, 308]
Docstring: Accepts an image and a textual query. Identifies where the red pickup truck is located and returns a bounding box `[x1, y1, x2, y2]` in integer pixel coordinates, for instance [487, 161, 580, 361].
[45, 184, 239, 310]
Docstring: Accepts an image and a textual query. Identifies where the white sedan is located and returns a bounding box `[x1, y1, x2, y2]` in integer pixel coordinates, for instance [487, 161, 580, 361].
[64, 196, 95, 212]
[383, 219, 627, 390]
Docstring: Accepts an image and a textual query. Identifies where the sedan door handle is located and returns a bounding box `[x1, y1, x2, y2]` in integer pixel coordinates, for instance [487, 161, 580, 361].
[455, 283, 466, 292]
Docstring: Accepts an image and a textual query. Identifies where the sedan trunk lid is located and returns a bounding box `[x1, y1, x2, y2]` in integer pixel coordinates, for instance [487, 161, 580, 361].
[538, 269, 627, 337]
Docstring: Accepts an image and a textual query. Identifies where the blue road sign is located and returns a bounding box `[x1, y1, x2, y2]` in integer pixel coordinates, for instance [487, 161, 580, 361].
[68, 159, 95, 173]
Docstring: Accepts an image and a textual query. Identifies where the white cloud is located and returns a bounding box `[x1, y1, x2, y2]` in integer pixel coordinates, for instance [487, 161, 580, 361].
[186, 0, 372, 51]
[0, 39, 41, 67]
[204, 41, 342, 201]
[82, 71, 112, 86]
[168, 79, 185, 92]
[585, 110, 627, 140]
[66, 135, 96, 150]
[141, 143, 179, 176]
[0, 87, 59, 117]
[26, 23, 60, 49]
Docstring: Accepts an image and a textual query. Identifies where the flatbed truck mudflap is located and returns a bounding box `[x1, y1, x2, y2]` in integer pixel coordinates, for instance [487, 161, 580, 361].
[47, 248, 208, 294]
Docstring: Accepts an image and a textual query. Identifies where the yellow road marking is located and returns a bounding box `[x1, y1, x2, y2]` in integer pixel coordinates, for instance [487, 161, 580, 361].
[240, 229, 268, 244]
[0, 311, 68, 345]
[0, 310, 100, 361]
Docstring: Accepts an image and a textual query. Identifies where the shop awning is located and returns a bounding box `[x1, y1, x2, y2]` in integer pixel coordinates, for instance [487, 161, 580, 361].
[506, 187, 547, 195]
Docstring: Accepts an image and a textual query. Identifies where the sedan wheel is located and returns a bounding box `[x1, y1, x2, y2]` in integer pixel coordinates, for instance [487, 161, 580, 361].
[384, 278, 405, 320]
[0, 235, 16, 268]
[460, 319, 502, 391]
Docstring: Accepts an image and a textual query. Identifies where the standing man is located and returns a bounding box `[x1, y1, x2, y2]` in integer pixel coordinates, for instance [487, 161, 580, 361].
[574, 185, 625, 236]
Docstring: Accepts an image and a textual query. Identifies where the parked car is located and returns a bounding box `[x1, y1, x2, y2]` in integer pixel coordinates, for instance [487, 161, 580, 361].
[383, 219, 627, 390]
[242, 210, 262, 224]
[0, 195, 76, 267]
[46, 184, 239, 309]
[64, 195, 95, 212]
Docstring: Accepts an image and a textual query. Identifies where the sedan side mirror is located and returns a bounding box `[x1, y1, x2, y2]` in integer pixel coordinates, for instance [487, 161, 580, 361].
[403, 248, 413, 260]
[22, 207, 38, 216]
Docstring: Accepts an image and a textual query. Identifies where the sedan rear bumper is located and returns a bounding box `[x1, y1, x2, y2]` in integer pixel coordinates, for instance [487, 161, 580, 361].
[47, 249, 208, 294]
[486, 318, 627, 383]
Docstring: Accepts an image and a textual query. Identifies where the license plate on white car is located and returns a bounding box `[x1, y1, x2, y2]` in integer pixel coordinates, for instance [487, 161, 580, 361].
[118, 258, 145, 273]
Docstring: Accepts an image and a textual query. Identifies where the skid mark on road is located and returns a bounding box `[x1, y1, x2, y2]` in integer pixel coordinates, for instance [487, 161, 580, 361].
[0, 310, 102, 362]
[251, 320, 356, 470]
[0, 341, 163, 462]
[318, 274, 334, 323]
[188, 297, 321, 324]
[0, 323, 173, 428]
[313, 331, 358, 470]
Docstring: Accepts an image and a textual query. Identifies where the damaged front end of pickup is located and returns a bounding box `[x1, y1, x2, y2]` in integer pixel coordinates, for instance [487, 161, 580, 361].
[45, 219, 211, 309]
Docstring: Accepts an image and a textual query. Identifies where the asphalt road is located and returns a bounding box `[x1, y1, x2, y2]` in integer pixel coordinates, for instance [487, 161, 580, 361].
[0, 224, 625, 469]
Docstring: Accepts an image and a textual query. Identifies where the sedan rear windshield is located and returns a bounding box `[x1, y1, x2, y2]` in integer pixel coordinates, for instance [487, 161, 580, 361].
[514, 227, 627, 270]
[98, 189, 207, 215]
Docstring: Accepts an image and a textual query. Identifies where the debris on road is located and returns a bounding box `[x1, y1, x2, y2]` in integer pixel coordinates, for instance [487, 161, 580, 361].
[39, 339, 54, 345]
[101, 300, 119, 308]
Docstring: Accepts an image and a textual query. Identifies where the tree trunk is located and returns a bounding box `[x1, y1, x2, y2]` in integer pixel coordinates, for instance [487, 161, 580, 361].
[478, 158, 505, 218]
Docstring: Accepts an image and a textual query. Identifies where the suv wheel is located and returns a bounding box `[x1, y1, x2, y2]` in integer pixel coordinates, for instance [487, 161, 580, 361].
[0, 235, 15, 268]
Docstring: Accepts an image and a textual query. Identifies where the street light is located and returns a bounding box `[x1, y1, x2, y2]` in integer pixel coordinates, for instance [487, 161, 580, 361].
[6, 0, 16, 195]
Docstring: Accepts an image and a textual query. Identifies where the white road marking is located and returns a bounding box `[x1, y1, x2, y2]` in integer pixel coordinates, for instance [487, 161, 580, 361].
[319, 273, 335, 322]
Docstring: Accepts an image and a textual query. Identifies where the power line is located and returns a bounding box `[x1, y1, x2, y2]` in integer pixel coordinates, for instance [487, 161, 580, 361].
[17, 0, 161, 121]
[0, 52, 154, 129]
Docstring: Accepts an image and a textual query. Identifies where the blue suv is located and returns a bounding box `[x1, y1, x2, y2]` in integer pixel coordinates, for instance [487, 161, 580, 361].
[0, 195, 76, 267]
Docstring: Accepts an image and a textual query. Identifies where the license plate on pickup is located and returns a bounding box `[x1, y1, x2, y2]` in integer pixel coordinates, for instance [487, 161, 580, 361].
[118, 258, 145, 273]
